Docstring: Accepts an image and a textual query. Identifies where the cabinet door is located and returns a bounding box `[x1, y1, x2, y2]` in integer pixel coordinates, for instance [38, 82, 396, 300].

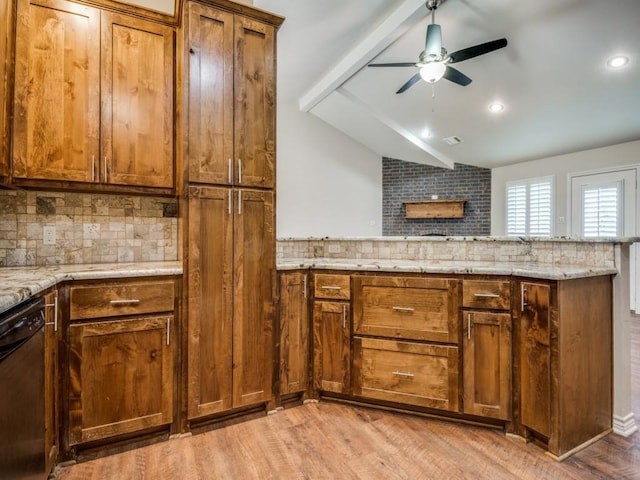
[13, 0, 100, 182]
[463, 311, 511, 420]
[234, 16, 275, 188]
[0, 0, 14, 178]
[68, 316, 174, 445]
[44, 291, 59, 474]
[186, 2, 234, 185]
[519, 282, 551, 437]
[233, 189, 274, 407]
[101, 12, 174, 188]
[313, 301, 350, 394]
[187, 186, 233, 418]
[279, 272, 309, 395]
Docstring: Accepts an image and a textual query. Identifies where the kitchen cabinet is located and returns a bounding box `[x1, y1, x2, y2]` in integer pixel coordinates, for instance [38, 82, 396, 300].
[462, 279, 512, 421]
[12, 0, 174, 192]
[279, 272, 309, 396]
[184, 1, 276, 188]
[517, 276, 613, 459]
[313, 301, 350, 394]
[0, 0, 14, 179]
[186, 185, 274, 419]
[67, 278, 177, 446]
[44, 290, 59, 474]
[351, 274, 460, 411]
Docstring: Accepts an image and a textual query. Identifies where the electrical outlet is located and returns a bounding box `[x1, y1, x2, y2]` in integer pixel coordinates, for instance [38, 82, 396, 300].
[43, 226, 56, 245]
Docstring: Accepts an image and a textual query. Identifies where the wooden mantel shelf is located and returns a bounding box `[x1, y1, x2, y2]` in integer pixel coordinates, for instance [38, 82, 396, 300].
[403, 200, 466, 219]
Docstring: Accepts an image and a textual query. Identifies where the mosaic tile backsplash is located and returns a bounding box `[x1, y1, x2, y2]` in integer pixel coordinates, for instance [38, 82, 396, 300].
[0, 190, 178, 267]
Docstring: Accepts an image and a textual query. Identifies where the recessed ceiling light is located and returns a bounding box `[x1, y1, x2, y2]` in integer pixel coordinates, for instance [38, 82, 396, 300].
[607, 55, 629, 68]
[488, 102, 504, 113]
[421, 128, 432, 139]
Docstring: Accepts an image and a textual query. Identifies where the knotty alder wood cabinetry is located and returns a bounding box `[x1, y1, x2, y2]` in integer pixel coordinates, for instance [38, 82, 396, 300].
[66, 278, 177, 448]
[185, 1, 276, 188]
[517, 276, 613, 460]
[186, 185, 274, 418]
[279, 272, 309, 396]
[12, 0, 174, 192]
[0, 0, 14, 180]
[44, 289, 60, 475]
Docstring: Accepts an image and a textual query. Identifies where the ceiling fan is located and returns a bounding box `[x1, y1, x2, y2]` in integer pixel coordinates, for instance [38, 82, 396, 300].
[368, 0, 507, 93]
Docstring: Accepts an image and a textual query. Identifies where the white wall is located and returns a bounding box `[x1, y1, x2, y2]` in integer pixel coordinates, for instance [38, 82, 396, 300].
[276, 103, 382, 237]
[491, 140, 640, 236]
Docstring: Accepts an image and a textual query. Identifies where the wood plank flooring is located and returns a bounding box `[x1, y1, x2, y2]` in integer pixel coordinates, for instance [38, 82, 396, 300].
[54, 315, 640, 480]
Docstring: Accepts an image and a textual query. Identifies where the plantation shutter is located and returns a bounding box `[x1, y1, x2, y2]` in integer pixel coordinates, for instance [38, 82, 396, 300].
[506, 177, 553, 236]
[582, 183, 620, 237]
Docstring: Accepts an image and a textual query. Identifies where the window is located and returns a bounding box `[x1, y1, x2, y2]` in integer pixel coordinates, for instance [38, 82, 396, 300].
[506, 176, 553, 236]
[581, 182, 621, 237]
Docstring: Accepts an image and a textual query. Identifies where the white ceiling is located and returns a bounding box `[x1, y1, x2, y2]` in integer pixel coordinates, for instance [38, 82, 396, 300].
[255, 0, 640, 169]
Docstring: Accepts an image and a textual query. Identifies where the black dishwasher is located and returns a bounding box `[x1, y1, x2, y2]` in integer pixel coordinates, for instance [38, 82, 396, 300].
[0, 297, 47, 480]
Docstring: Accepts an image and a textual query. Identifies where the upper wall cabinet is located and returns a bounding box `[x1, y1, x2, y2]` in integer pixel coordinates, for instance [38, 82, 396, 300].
[185, 1, 276, 188]
[0, 0, 15, 180]
[12, 0, 175, 193]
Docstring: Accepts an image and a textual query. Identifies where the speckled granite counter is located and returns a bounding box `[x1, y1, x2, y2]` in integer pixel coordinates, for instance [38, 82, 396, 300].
[0, 261, 182, 314]
[276, 257, 618, 280]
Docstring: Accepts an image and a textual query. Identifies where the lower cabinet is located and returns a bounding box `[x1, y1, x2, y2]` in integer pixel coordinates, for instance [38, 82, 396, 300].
[44, 290, 59, 474]
[66, 278, 177, 447]
[279, 272, 309, 396]
[353, 337, 459, 411]
[313, 301, 350, 394]
[462, 311, 511, 420]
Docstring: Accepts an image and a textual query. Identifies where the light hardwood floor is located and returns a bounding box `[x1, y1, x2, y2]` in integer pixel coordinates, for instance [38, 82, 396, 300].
[55, 316, 640, 480]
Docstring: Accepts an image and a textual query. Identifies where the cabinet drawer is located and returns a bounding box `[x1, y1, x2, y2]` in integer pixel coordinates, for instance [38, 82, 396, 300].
[462, 279, 511, 310]
[353, 276, 459, 343]
[314, 274, 350, 300]
[70, 281, 175, 320]
[353, 337, 459, 411]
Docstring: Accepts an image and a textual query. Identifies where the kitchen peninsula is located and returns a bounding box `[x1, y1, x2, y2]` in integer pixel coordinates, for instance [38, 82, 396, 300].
[276, 236, 638, 460]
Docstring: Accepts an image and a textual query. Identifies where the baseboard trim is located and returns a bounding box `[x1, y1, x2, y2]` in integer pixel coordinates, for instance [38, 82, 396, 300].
[613, 412, 638, 437]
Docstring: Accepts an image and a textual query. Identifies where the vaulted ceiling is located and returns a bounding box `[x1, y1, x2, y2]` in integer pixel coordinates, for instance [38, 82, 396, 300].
[256, 0, 640, 169]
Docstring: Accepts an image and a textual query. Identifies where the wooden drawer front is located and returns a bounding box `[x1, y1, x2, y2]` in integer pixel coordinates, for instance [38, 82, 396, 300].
[354, 337, 459, 412]
[462, 280, 511, 310]
[314, 274, 350, 300]
[354, 276, 458, 343]
[70, 281, 175, 320]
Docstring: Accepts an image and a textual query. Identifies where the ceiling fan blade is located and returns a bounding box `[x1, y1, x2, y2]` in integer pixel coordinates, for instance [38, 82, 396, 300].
[396, 73, 422, 94]
[368, 62, 416, 67]
[443, 65, 472, 86]
[425, 24, 442, 58]
[448, 38, 507, 64]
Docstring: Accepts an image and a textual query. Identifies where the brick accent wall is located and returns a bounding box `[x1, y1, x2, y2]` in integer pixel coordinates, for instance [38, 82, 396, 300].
[382, 159, 491, 236]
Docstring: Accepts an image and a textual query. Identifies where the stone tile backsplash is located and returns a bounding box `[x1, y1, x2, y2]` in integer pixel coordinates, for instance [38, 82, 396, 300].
[277, 237, 616, 269]
[0, 190, 178, 267]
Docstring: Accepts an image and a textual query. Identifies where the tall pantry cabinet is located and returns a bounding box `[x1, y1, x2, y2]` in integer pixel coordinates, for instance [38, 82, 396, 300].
[181, 1, 283, 422]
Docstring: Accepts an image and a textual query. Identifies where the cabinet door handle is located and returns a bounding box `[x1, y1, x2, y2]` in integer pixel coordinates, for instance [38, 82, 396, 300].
[473, 293, 500, 298]
[228, 158, 232, 183]
[110, 299, 140, 306]
[104, 157, 108, 182]
[91, 156, 96, 182]
[342, 305, 346, 329]
[521, 285, 528, 311]
[392, 306, 415, 313]
[238, 159, 242, 184]
[44, 296, 58, 332]
[321, 285, 341, 291]
[467, 313, 471, 340]
[303, 275, 307, 299]
[238, 189, 242, 215]
[166, 317, 171, 346]
[392, 371, 414, 378]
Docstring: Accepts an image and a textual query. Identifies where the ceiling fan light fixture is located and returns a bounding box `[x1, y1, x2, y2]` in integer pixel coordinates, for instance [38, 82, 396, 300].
[607, 55, 629, 69]
[419, 62, 446, 83]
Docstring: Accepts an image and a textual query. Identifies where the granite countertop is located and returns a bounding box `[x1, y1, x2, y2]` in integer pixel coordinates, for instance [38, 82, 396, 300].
[0, 261, 183, 314]
[276, 257, 618, 280]
[277, 235, 640, 244]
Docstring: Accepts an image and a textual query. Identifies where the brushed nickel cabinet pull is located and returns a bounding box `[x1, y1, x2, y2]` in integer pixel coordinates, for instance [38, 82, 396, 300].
[321, 285, 341, 291]
[467, 313, 471, 340]
[91, 156, 95, 182]
[104, 157, 108, 182]
[473, 293, 500, 298]
[166, 317, 171, 346]
[238, 159, 242, 184]
[228, 158, 232, 183]
[392, 306, 415, 313]
[238, 190, 242, 215]
[521, 285, 528, 311]
[228, 190, 231, 215]
[44, 296, 58, 332]
[392, 371, 414, 378]
[110, 299, 140, 306]
[342, 305, 346, 329]
[303, 275, 307, 299]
